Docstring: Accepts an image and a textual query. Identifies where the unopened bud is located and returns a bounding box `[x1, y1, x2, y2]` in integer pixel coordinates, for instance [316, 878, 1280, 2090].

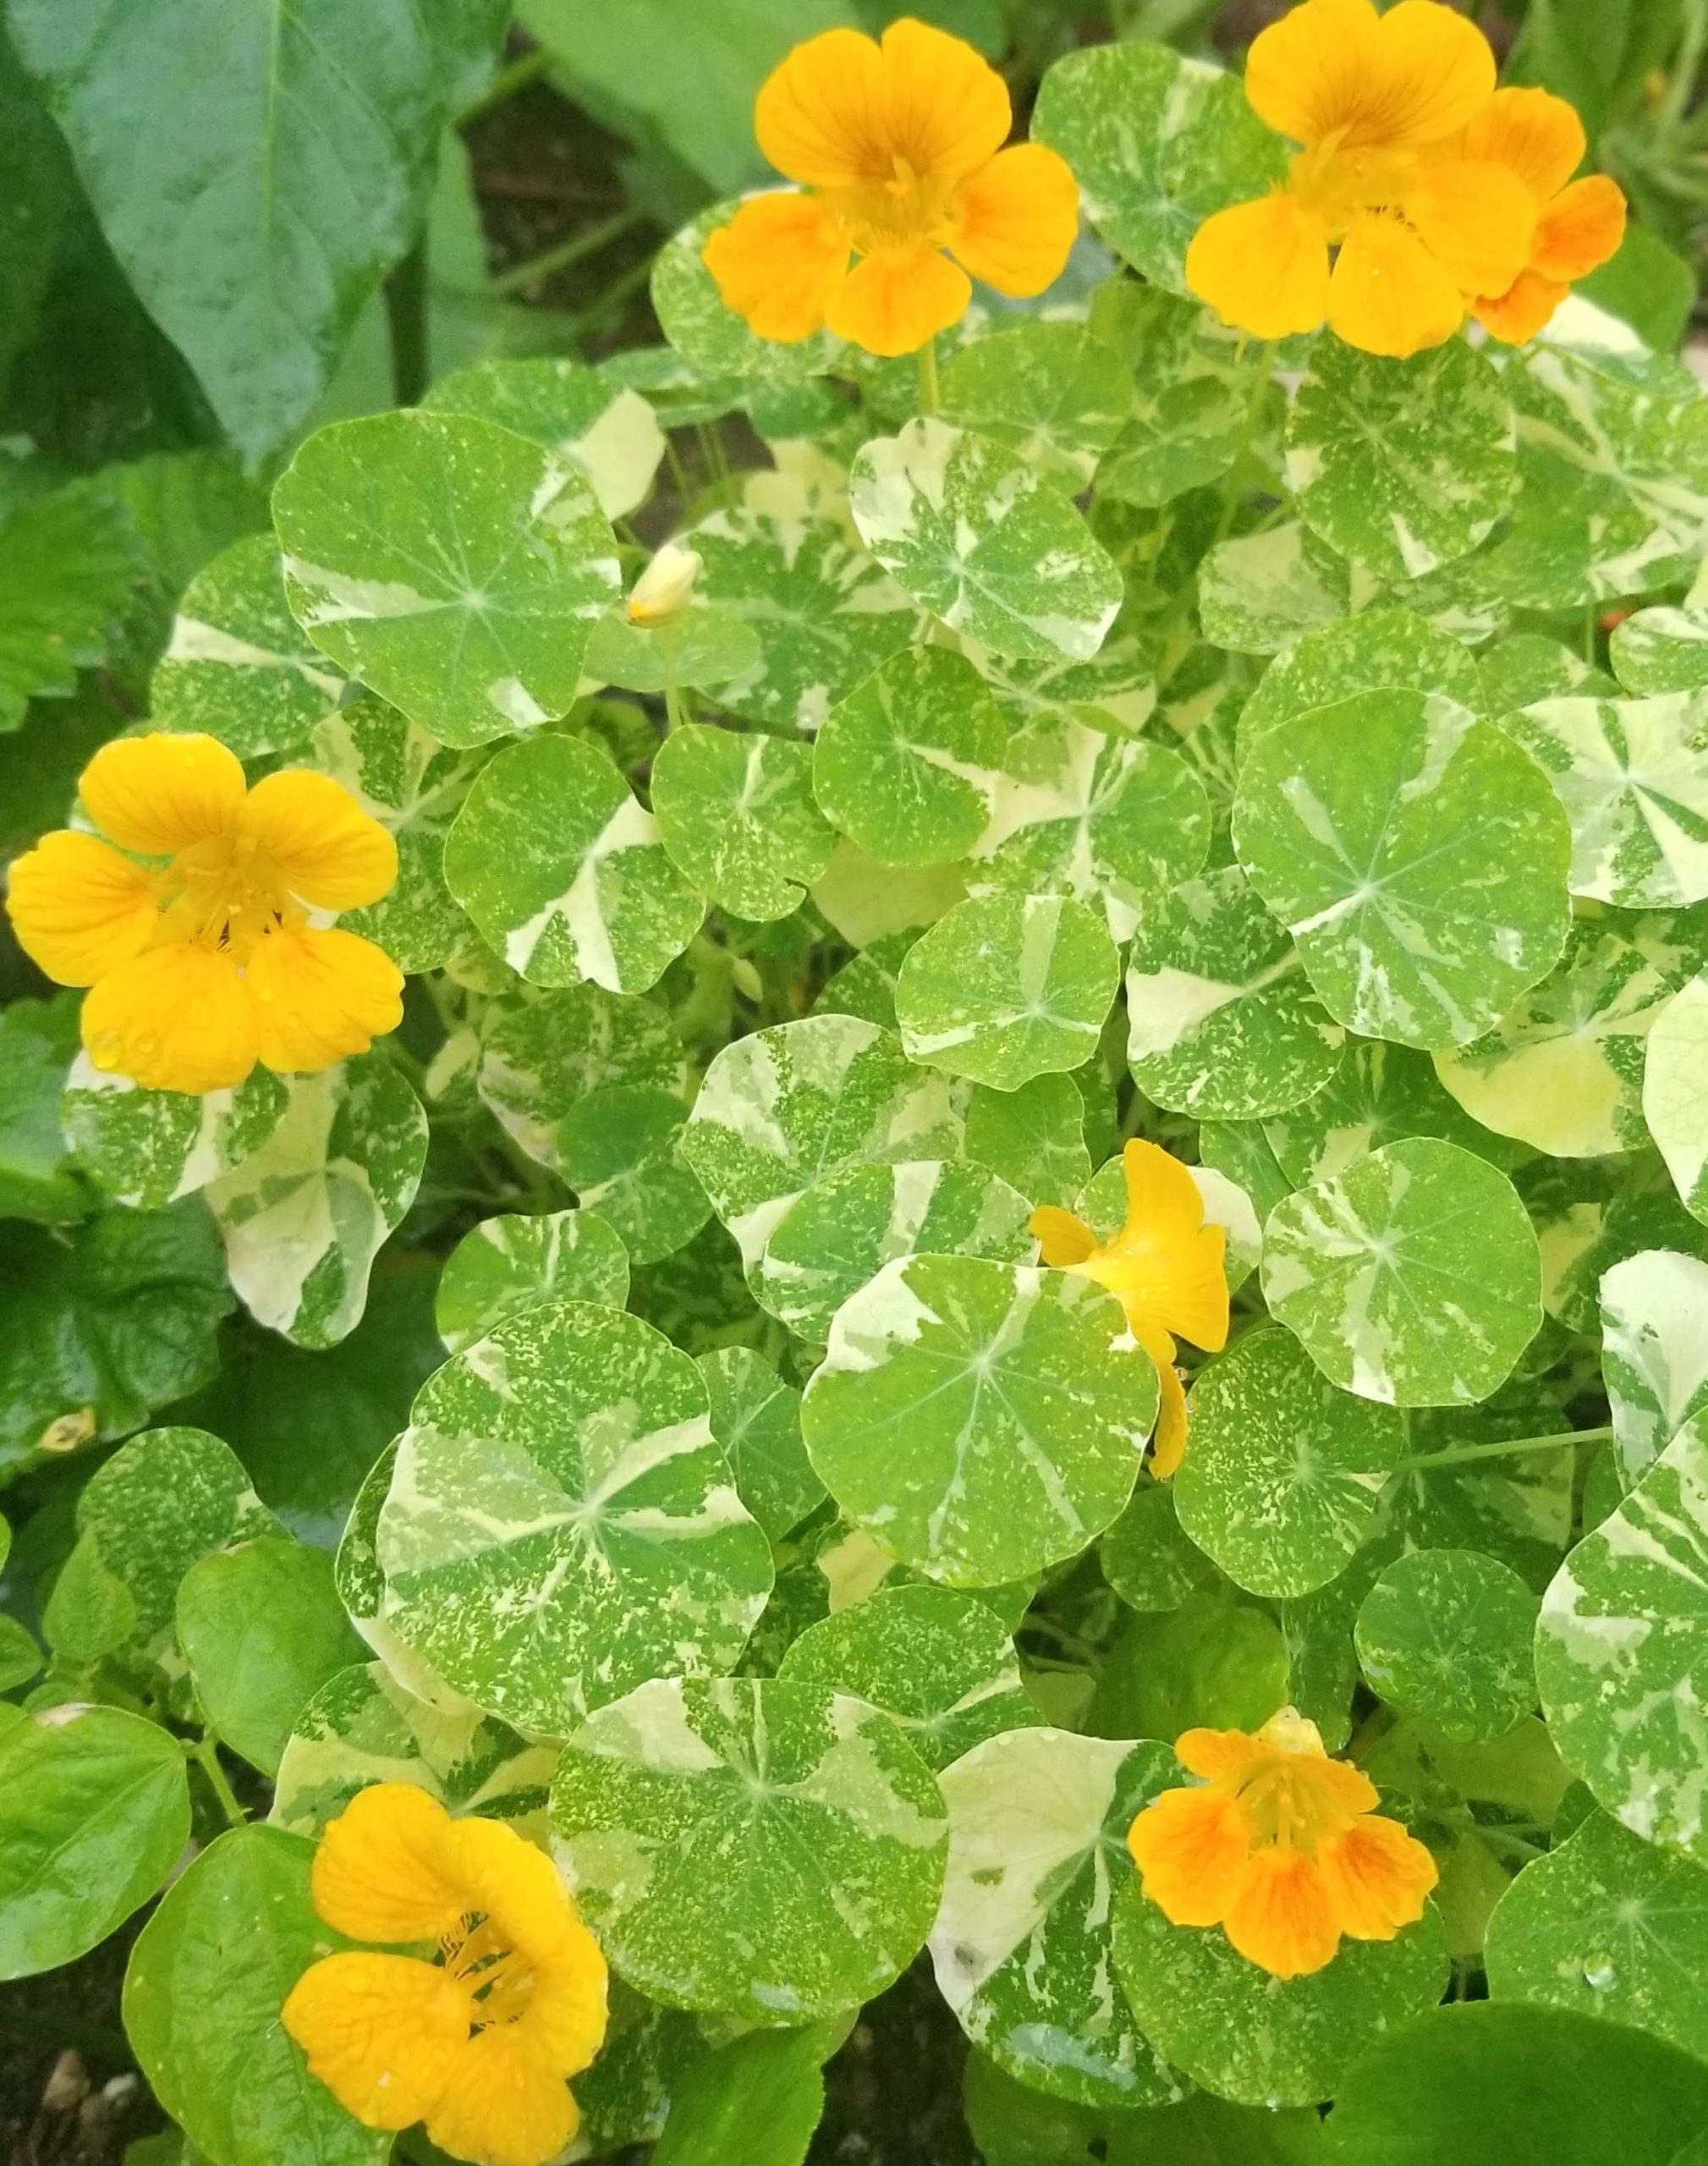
[625, 542, 702, 628]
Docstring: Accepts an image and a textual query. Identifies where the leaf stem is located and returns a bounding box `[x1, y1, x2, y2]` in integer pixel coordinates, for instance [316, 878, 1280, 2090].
[191, 1734, 248, 1827]
[491, 207, 645, 297]
[1396, 1425, 1611, 1473]
[915, 335, 941, 416]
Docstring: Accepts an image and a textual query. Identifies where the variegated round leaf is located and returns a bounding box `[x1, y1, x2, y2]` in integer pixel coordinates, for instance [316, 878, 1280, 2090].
[1238, 606, 1485, 758]
[1645, 971, 1708, 1220]
[1612, 605, 1708, 697]
[553, 1083, 711, 1265]
[1263, 1037, 1513, 1189]
[941, 323, 1134, 490]
[435, 1208, 629, 1354]
[651, 724, 833, 921]
[1197, 522, 1348, 657]
[476, 985, 687, 1174]
[421, 356, 666, 520]
[1355, 1548, 1539, 1742]
[1599, 1248, 1708, 1488]
[61, 1058, 288, 1211]
[1090, 284, 1278, 510]
[699, 1347, 823, 1545]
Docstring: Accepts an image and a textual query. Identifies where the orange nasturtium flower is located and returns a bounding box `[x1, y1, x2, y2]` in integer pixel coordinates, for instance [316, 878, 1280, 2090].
[702, 17, 1079, 358]
[1128, 1709, 1439, 1979]
[1185, 0, 1538, 358]
[1458, 86, 1628, 344]
[1030, 1139, 1229, 1478]
[4, 733, 402, 1097]
[282, 1785, 609, 2166]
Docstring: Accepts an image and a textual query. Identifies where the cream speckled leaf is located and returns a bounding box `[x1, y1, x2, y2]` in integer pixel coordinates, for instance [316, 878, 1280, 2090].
[1031, 42, 1287, 295]
[1481, 631, 1616, 714]
[1092, 284, 1277, 510]
[205, 1056, 426, 1350]
[1612, 606, 1708, 697]
[61, 1057, 288, 1212]
[680, 1014, 969, 1265]
[148, 532, 343, 758]
[1233, 691, 1572, 1051]
[581, 602, 762, 698]
[1599, 1249, 1708, 1488]
[699, 1347, 822, 1546]
[651, 201, 840, 388]
[476, 984, 687, 1174]
[1536, 1426, 1708, 1862]
[1645, 971, 1708, 1221]
[376, 1300, 772, 1734]
[941, 323, 1134, 490]
[652, 724, 832, 921]
[1124, 863, 1343, 1121]
[896, 893, 1119, 1091]
[1261, 1137, 1542, 1408]
[270, 1660, 556, 1838]
[435, 1207, 629, 1355]
[964, 1071, 1091, 1210]
[1355, 1548, 1538, 1742]
[1100, 1483, 1216, 1614]
[553, 1083, 711, 1266]
[444, 733, 703, 995]
[422, 356, 666, 520]
[1238, 607, 1485, 760]
[274, 410, 619, 749]
[753, 1157, 1034, 1343]
[930, 1729, 1185, 2108]
[968, 626, 1158, 738]
[1175, 1327, 1403, 1598]
[552, 1675, 947, 2022]
[1263, 1038, 1511, 1190]
[800, 1254, 1156, 1586]
[1377, 1393, 1573, 1595]
[1197, 523, 1348, 657]
[849, 418, 1122, 662]
[1286, 339, 1515, 583]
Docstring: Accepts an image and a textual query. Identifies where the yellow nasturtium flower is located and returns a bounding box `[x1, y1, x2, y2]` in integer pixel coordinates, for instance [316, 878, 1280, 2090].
[282, 1785, 609, 2166]
[1186, 0, 1538, 357]
[1127, 1709, 1439, 1979]
[1030, 1139, 1229, 1478]
[702, 16, 1079, 357]
[5, 732, 402, 1097]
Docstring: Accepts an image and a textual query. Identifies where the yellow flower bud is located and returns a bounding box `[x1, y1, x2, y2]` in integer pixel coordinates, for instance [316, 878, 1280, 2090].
[625, 541, 702, 629]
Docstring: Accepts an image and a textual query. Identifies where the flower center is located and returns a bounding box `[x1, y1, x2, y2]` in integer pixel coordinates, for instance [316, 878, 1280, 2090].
[822, 155, 956, 255]
[156, 834, 299, 961]
[1227, 1753, 1354, 1855]
[1288, 136, 1419, 237]
[442, 1914, 536, 2030]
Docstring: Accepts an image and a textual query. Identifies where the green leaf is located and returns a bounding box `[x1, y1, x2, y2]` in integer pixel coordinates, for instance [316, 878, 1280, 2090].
[376, 1300, 773, 1734]
[422, 355, 666, 520]
[1486, 1810, 1708, 2063]
[1645, 973, 1708, 1220]
[1090, 284, 1277, 510]
[1233, 693, 1571, 1051]
[964, 1070, 1091, 1209]
[274, 410, 619, 748]
[1238, 607, 1485, 758]
[0, 487, 139, 729]
[435, 1207, 629, 1355]
[849, 419, 1122, 662]
[552, 1675, 947, 2021]
[778, 1582, 1040, 1773]
[42, 1528, 138, 1666]
[0, 1705, 189, 1981]
[177, 1538, 365, 1776]
[972, 624, 1159, 738]
[1032, 42, 1287, 296]
[444, 731, 703, 993]
[1579, 222, 1698, 355]
[1198, 523, 1348, 658]
[0, 1614, 41, 1693]
[552, 1084, 711, 1267]
[62, 1060, 288, 1212]
[651, 2026, 828, 2166]
[700, 1346, 823, 1545]
[1100, 1484, 1216, 1614]
[652, 723, 833, 921]
[477, 983, 688, 1174]
[1356, 1548, 1537, 1742]
[582, 601, 761, 698]
[1262, 1037, 1518, 1190]
[1480, 631, 1615, 713]
[1611, 605, 1708, 697]
[1285, 341, 1515, 584]
[800, 1253, 1156, 1586]
[1261, 1138, 1542, 1408]
[931, 1729, 1185, 2108]
[124, 1824, 387, 2166]
[1377, 1393, 1573, 1595]
[896, 893, 1119, 1091]
[1599, 1248, 1708, 1487]
[942, 323, 1134, 490]
[1176, 1327, 1403, 1598]
[204, 1057, 427, 1350]
[0, 997, 85, 1223]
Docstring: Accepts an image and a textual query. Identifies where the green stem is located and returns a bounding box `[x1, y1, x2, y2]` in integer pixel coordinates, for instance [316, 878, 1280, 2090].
[490, 207, 645, 297]
[192, 1734, 248, 1827]
[383, 234, 430, 407]
[659, 622, 687, 735]
[570, 254, 654, 340]
[1397, 1425, 1611, 1473]
[915, 335, 941, 415]
[1211, 341, 1276, 549]
[457, 43, 552, 126]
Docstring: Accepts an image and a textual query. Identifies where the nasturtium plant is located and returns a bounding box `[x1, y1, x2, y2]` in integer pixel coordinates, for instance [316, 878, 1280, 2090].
[3, 2, 1706, 2155]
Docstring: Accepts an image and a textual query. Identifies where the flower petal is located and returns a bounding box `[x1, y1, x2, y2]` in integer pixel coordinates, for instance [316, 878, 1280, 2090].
[282, 1951, 464, 2132]
[311, 1783, 468, 1944]
[1221, 1845, 1343, 1976]
[825, 244, 970, 357]
[1030, 1205, 1098, 1268]
[80, 943, 258, 1095]
[1401, 157, 1535, 300]
[1244, 0, 1384, 146]
[1185, 194, 1331, 342]
[1463, 85, 1585, 201]
[1136, 1322, 1190, 1481]
[1318, 1811, 1439, 1941]
[425, 2026, 580, 2166]
[1475, 268, 1570, 346]
[755, 26, 888, 187]
[947, 143, 1079, 298]
[79, 733, 245, 856]
[1359, 0, 1498, 149]
[1326, 212, 1464, 359]
[1088, 1141, 1229, 1357]
[703, 192, 850, 344]
[240, 770, 398, 911]
[5, 831, 159, 987]
[1128, 1784, 1252, 1927]
[879, 17, 1011, 188]
[1174, 1727, 1268, 1783]
[442, 1817, 604, 2062]
[246, 923, 404, 1077]
[1532, 173, 1627, 284]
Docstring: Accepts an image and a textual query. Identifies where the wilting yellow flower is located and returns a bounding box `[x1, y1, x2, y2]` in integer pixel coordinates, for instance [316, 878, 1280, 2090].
[1186, 0, 1537, 358]
[1030, 1140, 1229, 1478]
[5, 733, 401, 1097]
[702, 16, 1079, 357]
[282, 1785, 608, 2166]
[1128, 1709, 1438, 1979]
[1456, 87, 1627, 343]
[625, 540, 703, 628]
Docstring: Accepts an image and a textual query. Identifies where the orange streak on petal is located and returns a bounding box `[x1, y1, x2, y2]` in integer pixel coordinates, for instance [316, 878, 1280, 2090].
[1222, 1844, 1343, 1976]
[240, 769, 398, 911]
[947, 142, 1079, 298]
[825, 243, 970, 357]
[1174, 1727, 1268, 1782]
[1244, 0, 1384, 147]
[79, 732, 245, 856]
[1128, 1784, 1254, 1927]
[1531, 173, 1627, 283]
[878, 16, 1011, 187]
[755, 28, 890, 190]
[246, 922, 404, 1077]
[310, 1784, 468, 1943]
[703, 192, 850, 344]
[1185, 193, 1332, 342]
[1475, 267, 1569, 345]
[1463, 85, 1585, 201]
[4, 830, 158, 987]
[1401, 157, 1535, 301]
[1318, 1811, 1439, 1940]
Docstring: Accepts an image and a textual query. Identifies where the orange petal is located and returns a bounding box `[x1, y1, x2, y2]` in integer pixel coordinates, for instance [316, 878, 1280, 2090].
[1139, 1326, 1190, 1480]
[1359, 0, 1499, 148]
[1174, 1727, 1267, 1783]
[1030, 1204, 1098, 1268]
[947, 143, 1079, 298]
[1327, 212, 1464, 358]
[1244, 0, 1384, 146]
[80, 943, 258, 1095]
[246, 922, 404, 1076]
[1221, 1846, 1343, 1977]
[424, 2026, 579, 2166]
[1401, 157, 1536, 301]
[755, 27, 889, 189]
[79, 733, 245, 856]
[1475, 267, 1570, 346]
[5, 831, 159, 987]
[1462, 85, 1585, 201]
[878, 17, 1011, 189]
[282, 1952, 464, 2132]
[1095, 1141, 1230, 1355]
[703, 192, 850, 344]
[1532, 173, 1627, 283]
[1318, 1812, 1439, 1941]
[1128, 1784, 1253, 1928]
[240, 769, 397, 911]
[310, 1784, 468, 1945]
[1185, 194, 1331, 342]
[825, 245, 970, 357]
